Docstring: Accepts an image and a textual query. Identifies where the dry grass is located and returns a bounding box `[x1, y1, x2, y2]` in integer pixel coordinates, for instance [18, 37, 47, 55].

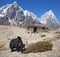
[55, 37, 60, 40]
[0, 41, 7, 51]
[23, 41, 53, 54]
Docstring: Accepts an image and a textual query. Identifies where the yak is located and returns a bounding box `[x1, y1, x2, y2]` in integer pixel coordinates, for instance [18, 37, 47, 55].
[9, 36, 25, 52]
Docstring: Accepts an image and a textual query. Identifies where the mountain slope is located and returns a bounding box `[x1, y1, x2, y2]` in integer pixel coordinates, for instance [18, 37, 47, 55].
[0, 25, 60, 57]
[24, 10, 41, 26]
[0, 2, 40, 26]
[0, 2, 60, 29]
[0, 1, 25, 25]
[40, 10, 60, 28]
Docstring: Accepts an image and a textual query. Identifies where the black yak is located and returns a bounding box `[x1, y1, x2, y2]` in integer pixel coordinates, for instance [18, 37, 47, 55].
[9, 36, 25, 52]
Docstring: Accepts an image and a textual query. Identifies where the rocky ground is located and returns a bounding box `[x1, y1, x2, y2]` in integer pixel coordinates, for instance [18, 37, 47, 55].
[0, 25, 60, 57]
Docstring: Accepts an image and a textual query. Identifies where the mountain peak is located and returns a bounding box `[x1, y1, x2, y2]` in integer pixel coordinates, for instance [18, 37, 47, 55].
[13, 1, 17, 4]
[40, 10, 57, 20]
[49, 10, 52, 13]
[48, 10, 53, 15]
[12, 1, 18, 6]
[47, 10, 55, 17]
[40, 10, 60, 28]
[11, 1, 23, 11]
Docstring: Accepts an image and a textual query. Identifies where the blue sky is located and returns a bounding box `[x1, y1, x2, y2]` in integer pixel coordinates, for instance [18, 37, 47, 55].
[0, 0, 60, 22]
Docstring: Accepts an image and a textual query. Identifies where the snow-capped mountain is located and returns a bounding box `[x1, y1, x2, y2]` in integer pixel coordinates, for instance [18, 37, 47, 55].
[0, 1, 40, 26]
[0, 1, 60, 29]
[0, 1, 25, 25]
[40, 10, 60, 29]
